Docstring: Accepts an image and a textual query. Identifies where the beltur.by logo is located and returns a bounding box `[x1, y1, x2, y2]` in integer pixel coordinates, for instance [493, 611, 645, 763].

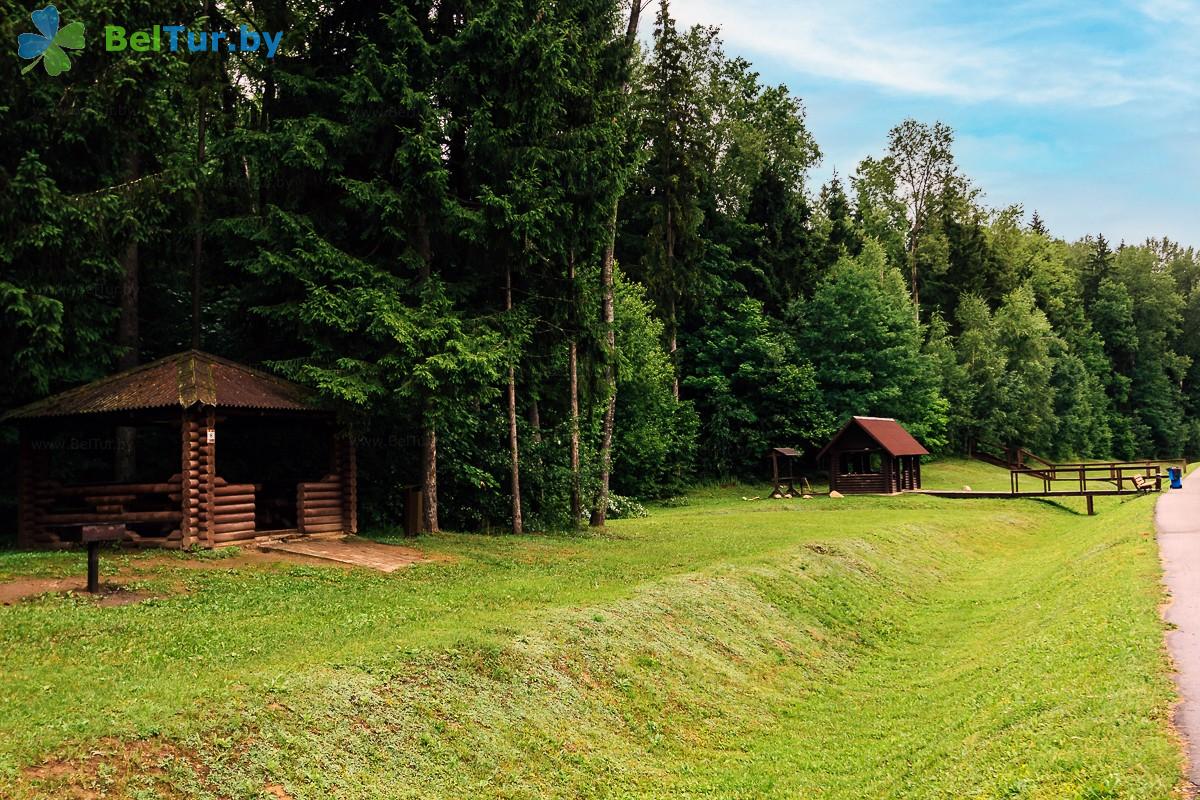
[15, 3, 284, 77]
[17, 5, 84, 76]
[105, 23, 283, 57]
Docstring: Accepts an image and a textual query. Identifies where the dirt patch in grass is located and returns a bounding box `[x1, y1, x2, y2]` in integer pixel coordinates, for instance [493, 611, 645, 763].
[0, 542, 445, 604]
[0, 577, 80, 605]
[0, 547, 359, 600]
[131, 540, 451, 573]
[0, 549, 323, 605]
[133, 548, 342, 571]
[0, 579, 159, 606]
[19, 738, 204, 799]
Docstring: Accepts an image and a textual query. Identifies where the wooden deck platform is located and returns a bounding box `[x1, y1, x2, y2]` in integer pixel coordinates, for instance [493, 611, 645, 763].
[257, 535, 432, 572]
[914, 487, 1155, 514]
[915, 489, 1149, 499]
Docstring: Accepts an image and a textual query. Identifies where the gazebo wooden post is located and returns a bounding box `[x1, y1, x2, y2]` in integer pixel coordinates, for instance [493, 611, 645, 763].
[199, 409, 216, 545]
[341, 435, 358, 534]
[180, 408, 216, 547]
[17, 429, 37, 548]
[327, 429, 358, 535]
[181, 410, 201, 548]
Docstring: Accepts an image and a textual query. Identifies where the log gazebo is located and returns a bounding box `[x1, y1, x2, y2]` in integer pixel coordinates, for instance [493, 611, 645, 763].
[817, 416, 928, 494]
[4, 350, 357, 549]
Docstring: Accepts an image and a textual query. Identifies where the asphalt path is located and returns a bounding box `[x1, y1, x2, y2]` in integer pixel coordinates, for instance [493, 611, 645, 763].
[1157, 469, 1200, 791]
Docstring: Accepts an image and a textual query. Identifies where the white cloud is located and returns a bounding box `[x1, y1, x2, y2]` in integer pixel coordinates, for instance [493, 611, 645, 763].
[669, 0, 1199, 109]
[658, 0, 1200, 243]
[1134, 0, 1200, 24]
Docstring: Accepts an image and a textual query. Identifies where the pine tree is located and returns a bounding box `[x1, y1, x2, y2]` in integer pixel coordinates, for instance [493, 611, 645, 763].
[1083, 234, 1113, 306]
[817, 172, 861, 268]
[1029, 210, 1048, 235]
[795, 241, 948, 446]
[634, 0, 713, 398]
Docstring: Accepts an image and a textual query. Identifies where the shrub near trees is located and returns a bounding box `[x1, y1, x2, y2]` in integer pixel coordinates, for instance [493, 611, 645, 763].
[2, 0, 1198, 534]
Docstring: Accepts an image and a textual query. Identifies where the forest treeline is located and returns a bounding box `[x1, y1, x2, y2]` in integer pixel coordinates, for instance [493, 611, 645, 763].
[3, 0, 1199, 532]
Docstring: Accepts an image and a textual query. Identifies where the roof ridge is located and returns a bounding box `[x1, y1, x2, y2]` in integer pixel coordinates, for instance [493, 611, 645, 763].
[191, 349, 309, 389]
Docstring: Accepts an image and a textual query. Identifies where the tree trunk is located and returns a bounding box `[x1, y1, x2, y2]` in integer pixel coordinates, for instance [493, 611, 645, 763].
[415, 211, 439, 533]
[529, 396, 544, 518]
[568, 257, 581, 527]
[506, 263, 523, 535]
[909, 246, 919, 321]
[590, 206, 619, 527]
[667, 295, 679, 400]
[118, 152, 141, 369]
[116, 150, 140, 481]
[589, 0, 644, 527]
[665, 190, 678, 399]
[416, 211, 432, 271]
[529, 398, 541, 443]
[421, 423, 439, 533]
[191, 84, 207, 349]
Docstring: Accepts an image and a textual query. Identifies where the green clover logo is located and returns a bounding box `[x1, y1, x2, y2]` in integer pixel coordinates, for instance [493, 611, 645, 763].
[18, 5, 84, 76]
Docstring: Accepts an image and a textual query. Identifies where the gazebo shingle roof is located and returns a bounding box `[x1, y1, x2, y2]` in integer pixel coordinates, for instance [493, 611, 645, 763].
[816, 416, 929, 459]
[3, 350, 318, 420]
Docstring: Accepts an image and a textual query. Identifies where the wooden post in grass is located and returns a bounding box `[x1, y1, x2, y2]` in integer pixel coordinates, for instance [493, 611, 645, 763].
[82, 524, 124, 592]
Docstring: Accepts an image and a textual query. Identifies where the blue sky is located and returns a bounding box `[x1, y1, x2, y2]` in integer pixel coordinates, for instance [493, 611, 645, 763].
[670, 0, 1200, 245]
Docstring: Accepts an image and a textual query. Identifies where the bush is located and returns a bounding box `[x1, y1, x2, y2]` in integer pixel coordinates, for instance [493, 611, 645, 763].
[605, 493, 649, 519]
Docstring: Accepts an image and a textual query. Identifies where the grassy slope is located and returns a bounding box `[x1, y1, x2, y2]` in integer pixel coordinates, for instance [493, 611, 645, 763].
[925, 456, 1021, 491]
[0, 459, 1182, 798]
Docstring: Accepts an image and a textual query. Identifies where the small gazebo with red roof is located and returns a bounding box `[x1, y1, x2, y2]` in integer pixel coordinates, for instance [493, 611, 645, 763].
[816, 416, 928, 494]
[4, 351, 357, 549]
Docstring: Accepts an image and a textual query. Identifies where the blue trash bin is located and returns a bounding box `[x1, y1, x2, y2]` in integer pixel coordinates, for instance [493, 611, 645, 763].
[1169, 467, 1183, 489]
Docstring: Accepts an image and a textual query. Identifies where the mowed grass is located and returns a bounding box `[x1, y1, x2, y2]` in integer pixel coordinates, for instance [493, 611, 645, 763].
[924, 456, 1022, 491]
[0, 459, 1183, 798]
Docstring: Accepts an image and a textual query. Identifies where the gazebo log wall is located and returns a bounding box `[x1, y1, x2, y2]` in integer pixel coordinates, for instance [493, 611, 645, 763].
[23, 476, 183, 548]
[296, 437, 358, 536]
[830, 462, 892, 494]
[209, 480, 258, 545]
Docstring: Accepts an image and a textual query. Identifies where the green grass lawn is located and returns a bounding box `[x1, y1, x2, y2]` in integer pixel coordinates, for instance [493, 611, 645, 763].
[0, 459, 1183, 798]
[924, 455, 1022, 491]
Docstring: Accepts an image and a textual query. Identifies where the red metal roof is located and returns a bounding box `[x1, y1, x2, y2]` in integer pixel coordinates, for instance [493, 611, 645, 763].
[817, 416, 929, 459]
[3, 350, 320, 420]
